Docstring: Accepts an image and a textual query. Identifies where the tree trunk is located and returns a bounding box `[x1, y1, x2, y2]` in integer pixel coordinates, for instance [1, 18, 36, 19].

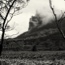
[49, 0, 65, 39]
[0, 28, 5, 55]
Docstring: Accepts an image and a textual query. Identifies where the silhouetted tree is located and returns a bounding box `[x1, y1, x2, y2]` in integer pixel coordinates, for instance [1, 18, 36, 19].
[49, 0, 65, 39]
[0, 0, 29, 55]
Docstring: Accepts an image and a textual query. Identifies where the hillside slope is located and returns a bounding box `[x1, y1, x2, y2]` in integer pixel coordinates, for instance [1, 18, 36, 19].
[2, 18, 65, 51]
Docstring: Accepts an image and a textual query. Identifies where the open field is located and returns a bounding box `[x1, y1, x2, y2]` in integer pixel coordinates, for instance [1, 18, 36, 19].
[0, 58, 65, 65]
[0, 51, 65, 59]
[0, 51, 65, 65]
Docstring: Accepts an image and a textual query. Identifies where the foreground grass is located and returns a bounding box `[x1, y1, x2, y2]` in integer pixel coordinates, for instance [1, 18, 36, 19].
[0, 51, 65, 65]
[0, 58, 65, 65]
[0, 51, 65, 60]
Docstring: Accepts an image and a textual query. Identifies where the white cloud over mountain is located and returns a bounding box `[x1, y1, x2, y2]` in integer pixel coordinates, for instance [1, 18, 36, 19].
[0, 0, 65, 38]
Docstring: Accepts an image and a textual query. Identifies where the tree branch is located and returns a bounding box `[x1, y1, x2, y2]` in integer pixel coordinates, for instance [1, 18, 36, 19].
[3, 0, 17, 28]
[0, 13, 4, 20]
[58, 12, 65, 23]
[49, 0, 65, 39]
[5, 11, 15, 29]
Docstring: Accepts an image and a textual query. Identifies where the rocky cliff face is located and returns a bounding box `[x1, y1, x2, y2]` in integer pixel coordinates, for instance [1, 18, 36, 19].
[28, 15, 42, 31]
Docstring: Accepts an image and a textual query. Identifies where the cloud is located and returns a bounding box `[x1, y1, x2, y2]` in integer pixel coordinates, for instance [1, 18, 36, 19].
[52, 0, 65, 11]
[2, 0, 65, 38]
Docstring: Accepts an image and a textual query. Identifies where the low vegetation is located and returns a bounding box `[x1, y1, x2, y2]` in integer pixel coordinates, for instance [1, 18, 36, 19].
[0, 51, 65, 65]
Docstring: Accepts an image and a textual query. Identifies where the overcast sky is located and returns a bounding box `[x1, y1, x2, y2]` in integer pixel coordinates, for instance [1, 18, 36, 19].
[0, 0, 65, 39]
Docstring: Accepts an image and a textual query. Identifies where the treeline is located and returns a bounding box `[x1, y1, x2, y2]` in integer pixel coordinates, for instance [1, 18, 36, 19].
[2, 33, 65, 51]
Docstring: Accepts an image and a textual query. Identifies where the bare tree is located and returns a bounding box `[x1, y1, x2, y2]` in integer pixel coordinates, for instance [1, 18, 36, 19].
[49, 0, 65, 39]
[0, 0, 29, 55]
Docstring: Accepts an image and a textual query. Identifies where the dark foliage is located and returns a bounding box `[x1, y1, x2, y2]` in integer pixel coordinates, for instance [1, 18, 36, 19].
[1, 29, 65, 51]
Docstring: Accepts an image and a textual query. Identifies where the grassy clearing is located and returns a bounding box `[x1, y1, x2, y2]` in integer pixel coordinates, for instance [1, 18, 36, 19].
[0, 51, 65, 65]
[0, 51, 65, 60]
[0, 58, 65, 65]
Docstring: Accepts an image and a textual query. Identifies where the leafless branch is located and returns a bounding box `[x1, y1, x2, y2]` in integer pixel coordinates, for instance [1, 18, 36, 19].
[5, 22, 16, 32]
[5, 0, 28, 29]
[58, 12, 65, 23]
[0, 13, 4, 20]
[3, 0, 17, 28]
[0, 0, 30, 55]
[5, 11, 15, 29]
[14, 1, 29, 16]
[49, 0, 65, 39]
[49, 0, 57, 20]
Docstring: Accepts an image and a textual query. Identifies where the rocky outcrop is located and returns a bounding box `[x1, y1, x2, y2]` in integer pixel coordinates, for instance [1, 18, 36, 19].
[28, 15, 42, 31]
